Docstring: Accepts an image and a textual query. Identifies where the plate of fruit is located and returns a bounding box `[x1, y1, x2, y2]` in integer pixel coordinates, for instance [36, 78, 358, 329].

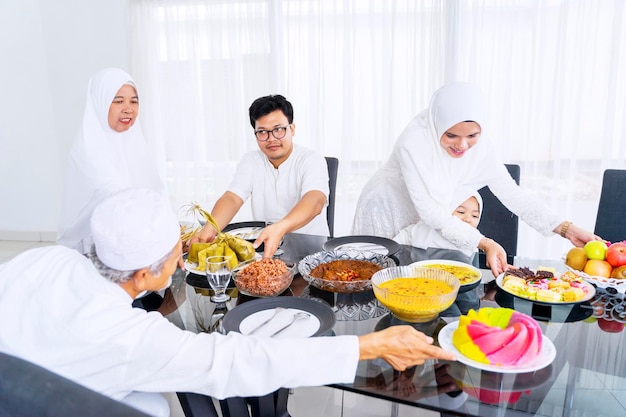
[496, 266, 595, 305]
[563, 241, 626, 293]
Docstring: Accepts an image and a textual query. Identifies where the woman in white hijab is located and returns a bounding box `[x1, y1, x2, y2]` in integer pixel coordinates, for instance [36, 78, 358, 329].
[352, 82, 597, 276]
[57, 68, 165, 253]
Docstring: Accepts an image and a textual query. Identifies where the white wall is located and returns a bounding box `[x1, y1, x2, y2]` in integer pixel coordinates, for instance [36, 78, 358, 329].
[0, 0, 129, 241]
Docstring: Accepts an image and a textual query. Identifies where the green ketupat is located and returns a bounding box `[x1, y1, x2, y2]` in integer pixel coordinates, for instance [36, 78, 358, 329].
[223, 245, 239, 270]
[184, 203, 257, 271]
[188, 242, 211, 264]
[225, 235, 255, 262]
[197, 243, 224, 272]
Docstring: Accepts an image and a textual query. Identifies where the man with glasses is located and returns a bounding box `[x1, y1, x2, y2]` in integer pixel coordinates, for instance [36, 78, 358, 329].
[192, 95, 329, 257]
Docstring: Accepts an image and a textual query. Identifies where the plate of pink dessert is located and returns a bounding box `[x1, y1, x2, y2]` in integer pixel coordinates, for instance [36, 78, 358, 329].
[438, 320, 556, 374]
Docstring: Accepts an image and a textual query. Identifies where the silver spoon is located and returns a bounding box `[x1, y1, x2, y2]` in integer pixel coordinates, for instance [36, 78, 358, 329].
[247, 307, 285, 335]
[270, 312, 311, 337]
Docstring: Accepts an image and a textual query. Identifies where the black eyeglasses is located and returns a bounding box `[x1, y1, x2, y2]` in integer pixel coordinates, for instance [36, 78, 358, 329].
[254, 125, 290, 142]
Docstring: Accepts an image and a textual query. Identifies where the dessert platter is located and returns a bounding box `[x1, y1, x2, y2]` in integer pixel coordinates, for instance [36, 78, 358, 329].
[496, 266, 595, 305]
[438, 307, 556, 373]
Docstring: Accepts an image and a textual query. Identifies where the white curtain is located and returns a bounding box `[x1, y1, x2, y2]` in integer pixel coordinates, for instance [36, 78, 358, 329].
[130, 0, 626, 260]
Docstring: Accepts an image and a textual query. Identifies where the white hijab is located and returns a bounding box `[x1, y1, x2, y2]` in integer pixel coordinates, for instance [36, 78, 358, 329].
[57, 68, 165, 253]
[394, 186, 483, 255]
[393, 82, 497, 229]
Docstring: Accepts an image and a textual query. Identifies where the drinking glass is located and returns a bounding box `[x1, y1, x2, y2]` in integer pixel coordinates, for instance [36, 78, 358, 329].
[206, 255, 233, 303]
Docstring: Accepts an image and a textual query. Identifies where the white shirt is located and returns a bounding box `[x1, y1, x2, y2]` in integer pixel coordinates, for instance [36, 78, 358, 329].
[0, 246, 359, 400]
[228, 144, 330, 236]
[352, 82, 562, 253]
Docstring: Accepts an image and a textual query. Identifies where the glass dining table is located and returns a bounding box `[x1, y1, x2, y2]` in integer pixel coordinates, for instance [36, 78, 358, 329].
[163, 233, 626, 417]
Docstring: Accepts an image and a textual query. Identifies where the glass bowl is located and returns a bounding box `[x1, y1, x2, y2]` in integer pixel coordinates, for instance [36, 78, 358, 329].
[233, 259, 295, 297]
[298, 249, 397, 293]
[371, 266, 460, 322]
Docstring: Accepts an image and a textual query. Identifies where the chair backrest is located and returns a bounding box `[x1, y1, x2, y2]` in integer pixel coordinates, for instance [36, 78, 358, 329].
[594, 169, 626, 243]
[0, 352, 151, 417]
[477, 164, 521, 267]
[325, 157, 339, 238]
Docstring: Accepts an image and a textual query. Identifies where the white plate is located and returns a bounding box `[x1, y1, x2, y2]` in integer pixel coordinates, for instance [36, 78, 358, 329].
[222, 297, 335, 338]
[184, 253, 261, 275]
[239, 308, 321, 338]
[409, 259, 482, 287]
[323, 236, 400, 256]
[438, 321, 556, 374]
[495, 272, 595, 305]
[227, 226, 263, 240]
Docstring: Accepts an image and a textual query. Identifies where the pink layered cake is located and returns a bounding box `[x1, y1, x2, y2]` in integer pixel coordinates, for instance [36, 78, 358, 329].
[452, 308, 543, 366]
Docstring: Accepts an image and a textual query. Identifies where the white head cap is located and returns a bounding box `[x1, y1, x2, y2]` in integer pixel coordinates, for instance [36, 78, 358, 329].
[90, 188, 180, 271]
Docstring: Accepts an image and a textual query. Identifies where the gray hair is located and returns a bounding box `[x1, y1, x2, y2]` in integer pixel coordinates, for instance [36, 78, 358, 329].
[86, 245, 175, 284]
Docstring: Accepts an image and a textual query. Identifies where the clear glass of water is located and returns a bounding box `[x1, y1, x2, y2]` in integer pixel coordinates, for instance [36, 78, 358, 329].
[206, 255, 233, 303]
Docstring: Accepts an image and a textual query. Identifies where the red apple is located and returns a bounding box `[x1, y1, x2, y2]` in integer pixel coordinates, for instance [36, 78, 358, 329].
[597, 318, 624, 333]
[606, 242, 626, 268]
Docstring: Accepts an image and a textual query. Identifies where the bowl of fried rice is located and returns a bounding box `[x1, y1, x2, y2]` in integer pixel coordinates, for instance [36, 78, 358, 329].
[233, 258, 295, 297]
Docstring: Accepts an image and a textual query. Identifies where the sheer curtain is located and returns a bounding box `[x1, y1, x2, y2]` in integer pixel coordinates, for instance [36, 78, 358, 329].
[130, 0, 626, 260]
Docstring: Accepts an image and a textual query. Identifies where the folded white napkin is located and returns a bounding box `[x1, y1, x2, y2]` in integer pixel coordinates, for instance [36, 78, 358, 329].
[240, 308, 320, 338]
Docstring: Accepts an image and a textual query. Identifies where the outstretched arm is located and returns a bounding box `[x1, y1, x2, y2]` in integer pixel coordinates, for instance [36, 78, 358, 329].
[189, 192, 244, 244]
[554, 221, 601, 247]
[256, 190, 326, 257]
[358, 326, 456, 371]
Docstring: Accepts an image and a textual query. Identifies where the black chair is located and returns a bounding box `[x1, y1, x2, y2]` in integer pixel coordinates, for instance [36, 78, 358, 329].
[594, 169, 626, 243]
[477, 164, 521, 268]
[0, 351, 152, 417]
[325, 156, 339, 237]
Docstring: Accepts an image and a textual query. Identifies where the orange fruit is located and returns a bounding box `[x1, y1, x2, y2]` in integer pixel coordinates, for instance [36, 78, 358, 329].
[583, 259, 613, 278]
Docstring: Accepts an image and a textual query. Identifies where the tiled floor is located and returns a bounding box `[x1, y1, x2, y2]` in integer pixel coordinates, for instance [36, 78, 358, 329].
[1, 240, 439, 417]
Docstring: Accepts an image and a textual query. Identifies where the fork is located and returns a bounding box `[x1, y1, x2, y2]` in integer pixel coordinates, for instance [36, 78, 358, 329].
[270, 312, 311, 337]
[247, 307, 285, 335]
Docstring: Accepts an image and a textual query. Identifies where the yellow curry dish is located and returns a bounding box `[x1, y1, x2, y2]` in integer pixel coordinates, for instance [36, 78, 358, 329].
[372, 266, 460, 322]
[411, 260, 481, 286]
[378, 278, 453, 296]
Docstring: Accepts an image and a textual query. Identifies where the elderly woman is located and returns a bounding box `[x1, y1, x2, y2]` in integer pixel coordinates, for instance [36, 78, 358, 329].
[352, 82, 597, 276]
[57, 68, 165, 253]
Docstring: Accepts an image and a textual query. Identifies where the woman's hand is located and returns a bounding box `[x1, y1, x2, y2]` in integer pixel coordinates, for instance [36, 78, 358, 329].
[358, 326, 456, 371]
[479, 237, 509, 276]
[555, 221, 602, 247]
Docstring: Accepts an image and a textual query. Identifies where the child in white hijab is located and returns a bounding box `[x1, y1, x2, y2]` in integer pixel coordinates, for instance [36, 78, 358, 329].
[57, 68, 165, 253]
[393, 186, 483, 257]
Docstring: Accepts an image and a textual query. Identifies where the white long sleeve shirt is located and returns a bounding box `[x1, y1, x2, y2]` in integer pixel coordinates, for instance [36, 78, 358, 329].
[0, 246, 358, 400]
